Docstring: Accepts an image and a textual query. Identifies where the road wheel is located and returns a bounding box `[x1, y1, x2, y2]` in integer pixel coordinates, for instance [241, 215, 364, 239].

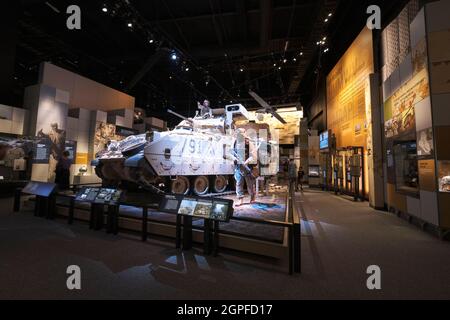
[193, 175, 210, 195]
[171, 176, 190, 195]
[213, 175, 228, 193]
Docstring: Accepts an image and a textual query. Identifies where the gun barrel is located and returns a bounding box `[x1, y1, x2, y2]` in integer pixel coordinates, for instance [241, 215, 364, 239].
[167, 109, 193, 123]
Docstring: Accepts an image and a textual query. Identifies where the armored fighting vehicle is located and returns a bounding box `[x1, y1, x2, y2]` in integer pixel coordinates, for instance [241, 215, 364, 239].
[92, 104, 279, 195]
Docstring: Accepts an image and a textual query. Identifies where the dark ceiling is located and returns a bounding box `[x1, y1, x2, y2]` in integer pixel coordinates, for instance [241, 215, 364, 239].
[14, 0, 409, 123]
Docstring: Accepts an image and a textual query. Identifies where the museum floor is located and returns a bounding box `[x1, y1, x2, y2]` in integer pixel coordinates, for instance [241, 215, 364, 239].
[1, 188, 450, 300]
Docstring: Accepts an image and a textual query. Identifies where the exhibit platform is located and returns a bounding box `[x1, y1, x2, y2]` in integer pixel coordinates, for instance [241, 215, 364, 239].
[18, 187, 296, 262]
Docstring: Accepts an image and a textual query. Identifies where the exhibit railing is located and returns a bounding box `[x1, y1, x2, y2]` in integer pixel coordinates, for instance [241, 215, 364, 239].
[15, 181, 302, 275]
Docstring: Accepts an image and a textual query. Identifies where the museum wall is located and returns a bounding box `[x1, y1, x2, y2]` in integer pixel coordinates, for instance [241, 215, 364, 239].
[425, 0, 450, 228]
[22, 62, 138, 183]
[381, 0, 450, 228]
[326, 27, 375, 198]
[39, 62, 135, 111]
[0, 104, 27, 135]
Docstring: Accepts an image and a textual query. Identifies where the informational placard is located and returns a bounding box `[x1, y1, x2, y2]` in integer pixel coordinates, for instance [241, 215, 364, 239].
[33, 141, 51, 164]
[160, 194, 181, 214]
[327, 27, 374, 149]
[75, 187, 122, 205]
[22, 181, 57, 197]
[65, 140, 77, 161]
[159, 194, 233, 222]
[384, 68, 429, 138]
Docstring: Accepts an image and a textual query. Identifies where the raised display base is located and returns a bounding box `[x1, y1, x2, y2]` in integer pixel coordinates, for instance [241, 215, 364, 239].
[32, 190, 290, 258]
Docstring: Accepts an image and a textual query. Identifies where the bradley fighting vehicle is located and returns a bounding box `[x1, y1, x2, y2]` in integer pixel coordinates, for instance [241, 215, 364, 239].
[92, 104, 280, 195]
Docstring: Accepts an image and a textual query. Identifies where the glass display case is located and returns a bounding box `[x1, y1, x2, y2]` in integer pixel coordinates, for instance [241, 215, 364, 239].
[393, 141, 419, 195]
[308, 165, 320, 177]
[438, 161, 450, 193]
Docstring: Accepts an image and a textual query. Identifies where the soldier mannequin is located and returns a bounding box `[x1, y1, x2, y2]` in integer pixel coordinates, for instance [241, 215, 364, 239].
[37, 123, 66, 182]
[229, 130, 257, 206]
[197, 99, 212, 118]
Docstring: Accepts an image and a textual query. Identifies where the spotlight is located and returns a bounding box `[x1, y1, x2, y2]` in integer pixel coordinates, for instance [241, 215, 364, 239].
[102, 7, 108, 13]
[324, 18, 329, 23]
[328, 13, 333, 17]
[240, 68, 244, 72]
[283, 59, 287, 63]
[171, 52, 178, 60]
[293, 58, 297, 62]
[300, 52, 303, 56]
[149, 39, 154, 44]
[273, 63, 277, 67]
[278, 66, 281, 70]
[127, 22, 133, 28]
[185, 67, 190, 72]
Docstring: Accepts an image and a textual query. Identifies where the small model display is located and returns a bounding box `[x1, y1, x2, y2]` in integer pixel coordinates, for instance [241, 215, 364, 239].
[438, 161, 450, 193]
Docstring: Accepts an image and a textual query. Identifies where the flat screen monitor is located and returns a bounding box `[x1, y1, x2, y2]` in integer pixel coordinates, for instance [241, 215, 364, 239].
[22, 181, 57, 197]
[320, 131, 329, 150]
[210, 200, 231, 222]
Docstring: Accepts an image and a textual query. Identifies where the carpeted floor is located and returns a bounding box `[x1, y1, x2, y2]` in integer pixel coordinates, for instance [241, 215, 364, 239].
[1, 188, 450, 300]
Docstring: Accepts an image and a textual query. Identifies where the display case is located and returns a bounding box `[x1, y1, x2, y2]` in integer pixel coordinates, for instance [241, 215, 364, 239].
[308, 165, 320, 178]
[393, 141, 419, 195]
[438, 161, 450, 193]
[417, 128, 434, 158]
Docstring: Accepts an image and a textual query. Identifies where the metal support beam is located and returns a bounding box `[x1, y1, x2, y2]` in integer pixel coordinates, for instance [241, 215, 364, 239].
[125, 49, 167, 92]
[236, 0, 248, 41]
[260, 0, 271, 48]
[209, 0, 224, 46]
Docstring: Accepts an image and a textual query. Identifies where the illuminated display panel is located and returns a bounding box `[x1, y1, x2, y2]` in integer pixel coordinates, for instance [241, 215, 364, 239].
[326, 27, 374, 149]
[326, 27, 374, 195]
